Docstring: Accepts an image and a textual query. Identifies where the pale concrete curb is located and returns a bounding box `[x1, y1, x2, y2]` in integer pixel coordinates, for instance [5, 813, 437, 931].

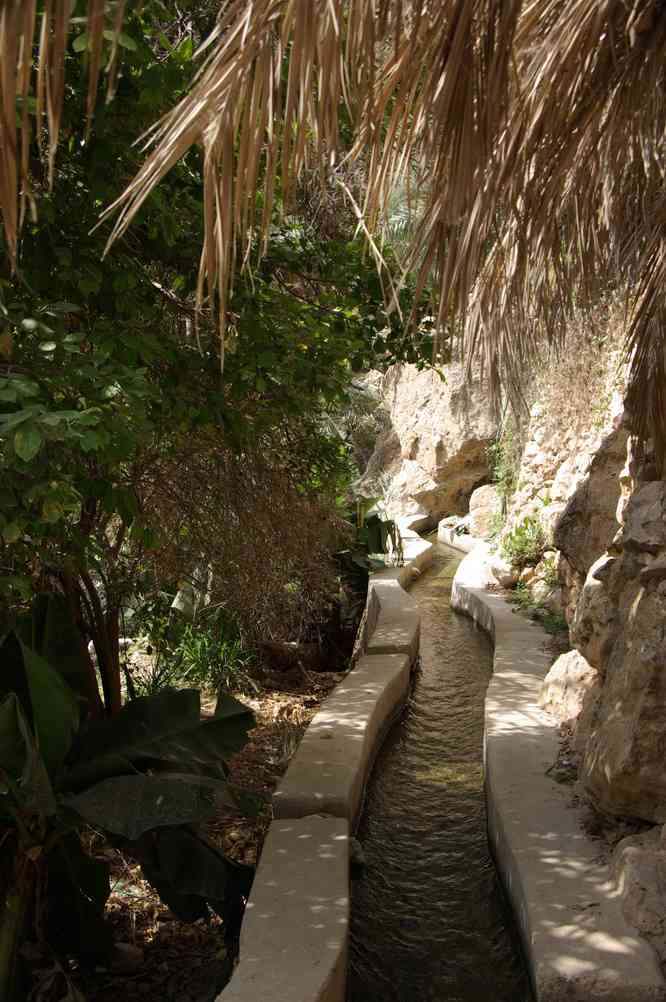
[273, 652, 411, 822]
[448, 541, 666, 1002]
[221, 523, 432, 1002]
[218, 815, 349, 1002]
[437, 523, 477, 552]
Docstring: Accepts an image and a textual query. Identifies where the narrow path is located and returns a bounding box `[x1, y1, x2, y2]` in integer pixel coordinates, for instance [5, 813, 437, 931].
[348, 543, 531, 1002]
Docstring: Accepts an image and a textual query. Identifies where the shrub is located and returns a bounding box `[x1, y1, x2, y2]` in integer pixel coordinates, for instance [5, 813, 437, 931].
[541, 555, 559, 589]
[487, 425, 519, 507]
[501, 516, 545, 568]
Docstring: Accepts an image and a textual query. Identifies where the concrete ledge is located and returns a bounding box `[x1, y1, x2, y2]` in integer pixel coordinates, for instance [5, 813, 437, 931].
[450, 543, 666, 1002]
[362, 530, 433, 660]
[273, 653, 410, 822]
[437, 523, 477, 551]
[222, 524, 432, 1002]
[218, 815, 349, 1002]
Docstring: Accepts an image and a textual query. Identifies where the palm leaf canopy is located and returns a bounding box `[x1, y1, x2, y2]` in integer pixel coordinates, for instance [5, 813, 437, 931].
[2, 0, 665, 464]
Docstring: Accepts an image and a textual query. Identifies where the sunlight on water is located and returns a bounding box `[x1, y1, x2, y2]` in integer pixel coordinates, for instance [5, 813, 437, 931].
[348, 544, 532, 1002]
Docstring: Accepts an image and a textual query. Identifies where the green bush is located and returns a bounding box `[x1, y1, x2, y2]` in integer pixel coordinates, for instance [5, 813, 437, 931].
[0, 628, 255, 1000]
[501, 516, 546, 568]
[487, 426, 519, 506]
[541, 555, 559, 589]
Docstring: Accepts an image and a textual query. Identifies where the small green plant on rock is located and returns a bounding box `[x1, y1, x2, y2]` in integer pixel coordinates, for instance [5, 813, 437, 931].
[509, 581, 568, 635]
[541, 555, 559, 589]
[487, 425, 519, 511]
[501, 516, 546, 569]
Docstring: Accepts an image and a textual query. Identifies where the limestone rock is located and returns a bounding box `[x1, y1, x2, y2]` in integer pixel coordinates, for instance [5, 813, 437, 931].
[538, 650, 600, 740]
[355, 362, 497, 521]
[613, 827, 666, 967]
[489, 551, 519, 588]
[581, 482, 666, 822]
[467, 484, 502, 539]
[553, 426, 629, 578]
[570, 554, 620, 670]
[622, 479, 666, 554]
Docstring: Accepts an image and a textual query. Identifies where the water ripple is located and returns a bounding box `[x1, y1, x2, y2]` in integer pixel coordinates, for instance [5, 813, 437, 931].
[348, 545, 532, 1002]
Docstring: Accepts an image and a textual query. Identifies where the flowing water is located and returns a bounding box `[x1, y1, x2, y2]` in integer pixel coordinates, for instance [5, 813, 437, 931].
[348, 544, 532, 1002]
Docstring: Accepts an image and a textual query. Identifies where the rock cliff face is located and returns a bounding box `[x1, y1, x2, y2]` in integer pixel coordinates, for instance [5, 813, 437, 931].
[494, 357, 666, 823]
[580, 481, 666, 821]
[359, 314, 666, 828]
[355, 362, 497, 524]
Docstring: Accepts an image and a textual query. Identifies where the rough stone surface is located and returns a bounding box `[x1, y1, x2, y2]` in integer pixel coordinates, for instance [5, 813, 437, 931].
[553, 426, 629, 578]
[448, 542, 666, 1002]
[498, 347, 628, 623]
[613, 827, 666, 970]
[489, 550, 519, 588]
[355, 362, 497, 521]
[468, 483, 502, 538]
[580, 482, 666, 822]
[570, 554, 620, 669]
[538, 650, 600, 739]
[219, 816, 349, 1002]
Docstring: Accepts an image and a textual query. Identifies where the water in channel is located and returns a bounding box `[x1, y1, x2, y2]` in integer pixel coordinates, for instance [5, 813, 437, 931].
[348, 543, 532, 1002]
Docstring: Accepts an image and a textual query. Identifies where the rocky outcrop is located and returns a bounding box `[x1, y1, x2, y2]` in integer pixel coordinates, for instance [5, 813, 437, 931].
[356, 362, 497, 522]
[579, 481, 666, 822]
[538, 649, 600, 755]
[553, 424, 629, 580]
[614, 826, 666, 969]
[467, 484, 501, 538]
[499, 340, 628, 622]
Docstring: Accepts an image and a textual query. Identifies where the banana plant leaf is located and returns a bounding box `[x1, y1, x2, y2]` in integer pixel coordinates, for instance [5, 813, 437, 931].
[64, 774, 221, 840]
[0, 693, 56, 817]
[16, 593, 92, 704]
[134, 826, 253, 929]
[0, 632, 79, 776]
[47, 834, 113, 962]
[64, 689, 254, 792]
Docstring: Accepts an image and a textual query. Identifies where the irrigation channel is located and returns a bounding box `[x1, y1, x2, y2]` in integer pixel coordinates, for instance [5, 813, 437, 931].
[348, 542, 532, 1002]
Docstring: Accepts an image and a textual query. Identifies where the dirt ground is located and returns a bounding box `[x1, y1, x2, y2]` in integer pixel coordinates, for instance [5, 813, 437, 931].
[63, 665, 346, 1002]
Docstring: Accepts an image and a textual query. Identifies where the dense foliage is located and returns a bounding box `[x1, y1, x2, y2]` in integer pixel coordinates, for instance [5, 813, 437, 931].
[0, 9, 429, 997]
[0, 2, 427, 715]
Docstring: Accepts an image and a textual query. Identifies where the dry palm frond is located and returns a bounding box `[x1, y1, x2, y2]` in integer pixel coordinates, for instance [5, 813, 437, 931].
[0, 0, 121, 269]
[99, 0, 521, 346]
[3, 0, 666, 462]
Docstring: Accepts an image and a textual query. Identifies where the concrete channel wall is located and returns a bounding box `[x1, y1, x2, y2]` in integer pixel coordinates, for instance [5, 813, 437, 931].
[449, 541, 666, 1002]
[219, 522, 433, 1002]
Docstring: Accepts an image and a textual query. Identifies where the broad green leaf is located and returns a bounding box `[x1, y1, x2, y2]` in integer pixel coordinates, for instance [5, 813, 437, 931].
[42, 499, 63, 523]
[0, 633, 79, 777]
[2, 522, 21, 544]
[12, 380, 40, 397]
[65, 775, 217, 839]
[0, 407, 39, 432]
[118, 33, 138, 51]
[72, 32, 88, 52]
[48, 302, 81, 313]
[14, 423, 43, 461]
[17, 594, 93, 704]
[0, 693, 56, 816]
[136, 827, 242, 922]
[0, 693, 28, 781]
[47, 835, 112, 961]
[66, 689, 254, 791]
